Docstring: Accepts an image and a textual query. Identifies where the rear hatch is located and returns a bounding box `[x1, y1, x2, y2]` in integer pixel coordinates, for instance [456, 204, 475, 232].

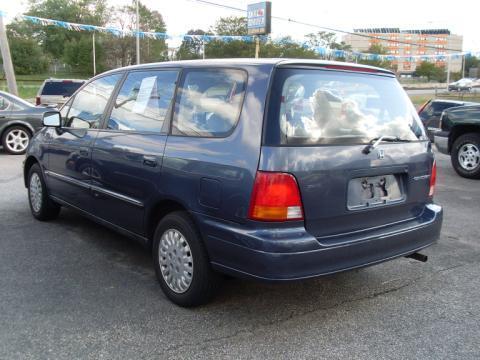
[39, 80, 84, 106]
[261, 65, 433, 241]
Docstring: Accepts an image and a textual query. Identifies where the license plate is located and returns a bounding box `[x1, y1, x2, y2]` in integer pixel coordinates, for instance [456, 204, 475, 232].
[347, 174, 404, 210]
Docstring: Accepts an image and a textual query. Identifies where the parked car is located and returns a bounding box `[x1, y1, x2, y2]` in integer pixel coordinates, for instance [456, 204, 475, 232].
[434, 105, 480, 178]
[0, 91, 53, 154]
[418, 99, 479, 141]
[36, 78, 85, 107]
[24, 59, 443, 306]
[448, 78, 475, 92]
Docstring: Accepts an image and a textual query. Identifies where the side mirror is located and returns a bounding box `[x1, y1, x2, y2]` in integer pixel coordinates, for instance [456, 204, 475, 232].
[43, 111, 61, 127]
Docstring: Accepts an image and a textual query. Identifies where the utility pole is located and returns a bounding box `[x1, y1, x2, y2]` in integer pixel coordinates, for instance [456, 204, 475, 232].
[0, 14, 18, 96]
[462, 55, 465, 79]
[92, 33, 96, 76]
[136, 0, 140, 64]
[446, 54, 451, 90]
[255, 36, 260, 59]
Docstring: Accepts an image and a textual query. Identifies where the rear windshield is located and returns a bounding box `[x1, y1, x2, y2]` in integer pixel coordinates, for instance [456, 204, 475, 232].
[41, 81, 84, 96]
[267, 68, 425, 145]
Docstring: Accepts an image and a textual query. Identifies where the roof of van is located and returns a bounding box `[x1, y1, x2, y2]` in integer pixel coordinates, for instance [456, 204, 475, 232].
[102, 58, 394, 76]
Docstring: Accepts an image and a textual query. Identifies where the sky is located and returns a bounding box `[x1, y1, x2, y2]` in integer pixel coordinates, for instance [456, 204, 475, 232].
[2, 0, 480, 51]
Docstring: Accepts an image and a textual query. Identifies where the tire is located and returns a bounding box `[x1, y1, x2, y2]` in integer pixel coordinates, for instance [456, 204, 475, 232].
[2, 126, 31, 155]
[451, 133, 480, 179]
[152, 211, 221, 307]
[28, 164, 61, 221]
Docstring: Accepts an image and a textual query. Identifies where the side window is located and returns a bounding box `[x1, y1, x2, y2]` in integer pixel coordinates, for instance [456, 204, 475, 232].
[108, 70, 178, 132]
[172, 69, 247, 137]
[65, 74, 121, 129]
[0, 96, 10, 111]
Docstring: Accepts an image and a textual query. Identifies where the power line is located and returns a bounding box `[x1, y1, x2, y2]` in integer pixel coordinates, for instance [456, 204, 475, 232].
[187, 0, 463, 52]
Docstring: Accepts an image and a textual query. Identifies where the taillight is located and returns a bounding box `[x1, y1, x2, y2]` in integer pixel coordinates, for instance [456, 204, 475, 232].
[35, 96, 40, 106]
[429, 160, 437, 197]
[248, 171, 304, 221]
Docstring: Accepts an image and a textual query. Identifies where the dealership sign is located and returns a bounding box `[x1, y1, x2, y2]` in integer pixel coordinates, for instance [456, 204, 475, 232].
[247, 2, 272, 35]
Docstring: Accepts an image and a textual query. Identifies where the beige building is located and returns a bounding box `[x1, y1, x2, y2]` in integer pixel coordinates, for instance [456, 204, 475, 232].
[343, 28, 463, 74]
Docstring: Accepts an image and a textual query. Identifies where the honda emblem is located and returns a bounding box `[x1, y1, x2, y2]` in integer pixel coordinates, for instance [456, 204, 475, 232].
[377, 149, 385, 159]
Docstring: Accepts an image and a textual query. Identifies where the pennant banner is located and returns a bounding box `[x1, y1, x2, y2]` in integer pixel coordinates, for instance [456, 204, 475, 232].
[2, 11, 480, 61]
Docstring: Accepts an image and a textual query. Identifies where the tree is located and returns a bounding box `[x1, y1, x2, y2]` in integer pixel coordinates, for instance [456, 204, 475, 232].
[415, 61, 446, 82]
[211, 16, 247, 36]
[305, 31, 352, 51]
[358, 44, 396, 71]
[103, 1, 168, 68]
[260, 37, 318, 59]
[64, 36, 104, 74]
[8, 38, 49, 75]
[203, 17, 254, 58]
[465, 56, 479, 77]
[176, 29, 208, 60]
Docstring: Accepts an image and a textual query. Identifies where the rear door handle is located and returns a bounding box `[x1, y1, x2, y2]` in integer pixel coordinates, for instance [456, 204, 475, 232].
[143, 155, 157, 167]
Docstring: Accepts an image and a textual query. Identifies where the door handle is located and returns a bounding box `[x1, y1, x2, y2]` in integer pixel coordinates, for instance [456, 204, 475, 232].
[143, 155, 157, 167]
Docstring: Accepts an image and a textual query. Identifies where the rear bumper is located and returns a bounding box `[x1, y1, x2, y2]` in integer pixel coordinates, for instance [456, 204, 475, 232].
[197, 204, 443, 281]
[434, 132, 449, 154]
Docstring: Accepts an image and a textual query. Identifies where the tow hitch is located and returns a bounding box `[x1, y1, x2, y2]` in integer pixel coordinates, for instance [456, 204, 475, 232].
[405, 252, 428, 262]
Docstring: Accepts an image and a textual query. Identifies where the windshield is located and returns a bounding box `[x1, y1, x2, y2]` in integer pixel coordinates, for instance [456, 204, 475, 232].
[268, 68, 425, 145]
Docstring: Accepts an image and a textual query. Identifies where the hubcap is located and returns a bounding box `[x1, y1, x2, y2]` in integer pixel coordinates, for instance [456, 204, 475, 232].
[158, 229, 193, 293]
[458, 143, 480, 171]
[29, 173, 43, 213]
[6, 129, 29, 153]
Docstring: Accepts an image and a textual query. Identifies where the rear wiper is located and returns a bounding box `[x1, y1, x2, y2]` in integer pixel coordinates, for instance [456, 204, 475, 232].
[362, 135, 411, 154]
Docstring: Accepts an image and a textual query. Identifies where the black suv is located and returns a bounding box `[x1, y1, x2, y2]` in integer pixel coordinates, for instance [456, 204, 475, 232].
[418, 99, 479, 142]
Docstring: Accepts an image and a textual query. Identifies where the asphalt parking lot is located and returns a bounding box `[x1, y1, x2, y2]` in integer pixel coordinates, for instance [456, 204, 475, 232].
[0, 151, 479, 359]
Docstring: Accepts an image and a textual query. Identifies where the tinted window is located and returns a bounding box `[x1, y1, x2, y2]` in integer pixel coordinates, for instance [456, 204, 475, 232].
[108, 70, 178, 132]
[41, 81, 84, 96]
[65, 74, 121, 129]
[0, 96, 9, 111]
[172, 69, 246, 137]
[269, 69, 425, 145]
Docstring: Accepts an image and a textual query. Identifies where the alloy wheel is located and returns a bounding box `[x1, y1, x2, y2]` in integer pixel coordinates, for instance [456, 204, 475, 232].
[458, 143, 480, 171]
[5, 129, 29, 153]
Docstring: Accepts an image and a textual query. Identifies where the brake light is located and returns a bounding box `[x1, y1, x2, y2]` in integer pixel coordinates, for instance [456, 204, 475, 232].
[35, 96, 40, 106]
[248, 171, 304, 221]
[429, 160, 437, 197]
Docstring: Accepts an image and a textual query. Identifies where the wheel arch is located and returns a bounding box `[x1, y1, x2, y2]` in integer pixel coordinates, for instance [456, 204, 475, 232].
[449, 125, 480, 153]
[0, 121, 35, 139]
[23, 155, 40, 187]
[145, 198, 191, 248]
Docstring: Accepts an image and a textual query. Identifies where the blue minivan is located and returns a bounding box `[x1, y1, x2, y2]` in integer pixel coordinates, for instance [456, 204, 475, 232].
[24, 59, 443, 306]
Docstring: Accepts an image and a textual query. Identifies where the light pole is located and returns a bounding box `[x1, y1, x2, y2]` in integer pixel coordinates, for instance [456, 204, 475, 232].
[136, 0, 140, 64]
[92, 32, 96, 76]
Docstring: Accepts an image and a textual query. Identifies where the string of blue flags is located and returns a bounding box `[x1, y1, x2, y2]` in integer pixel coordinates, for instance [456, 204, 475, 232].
[2, 10, 480, 62]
